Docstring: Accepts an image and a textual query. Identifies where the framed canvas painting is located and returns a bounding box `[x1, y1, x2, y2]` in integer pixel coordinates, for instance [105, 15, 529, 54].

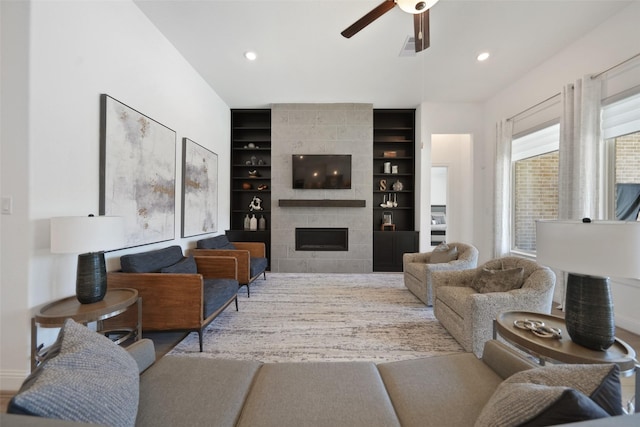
[182, 138, 218, 237]
[99, 94, 176, 248]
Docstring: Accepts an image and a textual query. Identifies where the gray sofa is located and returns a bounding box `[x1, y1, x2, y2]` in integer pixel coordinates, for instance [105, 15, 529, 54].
[5, 319, 636, 427]
[107, 245, 239, 351]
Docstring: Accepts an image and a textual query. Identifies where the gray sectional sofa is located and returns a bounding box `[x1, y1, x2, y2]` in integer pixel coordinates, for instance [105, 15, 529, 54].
[5, 319, 638, 427]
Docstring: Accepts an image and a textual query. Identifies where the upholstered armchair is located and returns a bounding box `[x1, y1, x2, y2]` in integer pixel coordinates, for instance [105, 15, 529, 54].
[192, 235, 268, 297]
[432, 256, 556, 358]
[402, 242, 479, 306]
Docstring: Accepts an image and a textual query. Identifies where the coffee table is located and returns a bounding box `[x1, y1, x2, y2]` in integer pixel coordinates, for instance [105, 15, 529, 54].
[494, 311, 638, 413]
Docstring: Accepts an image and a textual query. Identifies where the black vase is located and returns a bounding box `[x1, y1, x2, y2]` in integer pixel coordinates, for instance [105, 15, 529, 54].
[564, 273, 615, 351]
[76, 252, 107, 304]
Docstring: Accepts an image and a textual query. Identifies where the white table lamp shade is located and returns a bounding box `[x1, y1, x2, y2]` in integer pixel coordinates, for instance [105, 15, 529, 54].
[50, 216, 125, 304]
[536, 220, 640, 279]
[536, 219, 640, 351]
[51, 216, 125, 254]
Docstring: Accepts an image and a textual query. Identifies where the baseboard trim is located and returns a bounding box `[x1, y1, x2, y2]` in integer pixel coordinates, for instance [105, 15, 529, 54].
[615, 313, 640, 336]
[0, 370, 28, 392]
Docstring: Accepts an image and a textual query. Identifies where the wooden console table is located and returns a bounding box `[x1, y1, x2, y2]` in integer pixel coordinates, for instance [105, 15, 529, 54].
[31, 288, 141, 371]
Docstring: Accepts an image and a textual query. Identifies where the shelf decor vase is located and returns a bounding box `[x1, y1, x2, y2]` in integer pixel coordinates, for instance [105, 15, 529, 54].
[249, 214, 258, 231]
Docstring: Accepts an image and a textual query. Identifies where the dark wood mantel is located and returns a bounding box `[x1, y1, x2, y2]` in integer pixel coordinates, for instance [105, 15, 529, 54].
[278, 199, 366, 208]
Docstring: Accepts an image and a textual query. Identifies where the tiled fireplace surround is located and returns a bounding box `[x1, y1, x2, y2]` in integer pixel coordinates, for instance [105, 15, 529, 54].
[270, 103, 374, 273]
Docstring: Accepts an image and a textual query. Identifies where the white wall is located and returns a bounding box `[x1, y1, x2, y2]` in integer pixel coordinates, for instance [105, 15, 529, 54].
[479, 1, 640, 334]
[430, 167, 447, 205]
[431, 135, 473, 246]
[416, 2, 640, 333]
[417, 103, 484, 251]
[480, 1, 640, 261]
[0, 0, 33, 391]
[1, 0, 231, 389]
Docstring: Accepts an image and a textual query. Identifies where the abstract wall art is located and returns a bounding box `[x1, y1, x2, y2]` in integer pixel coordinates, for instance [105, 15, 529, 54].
[99, 94, 176, 248]
[181, 138, 218, 237]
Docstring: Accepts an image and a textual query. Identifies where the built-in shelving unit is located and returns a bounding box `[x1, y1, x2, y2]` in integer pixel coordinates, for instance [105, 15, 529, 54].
[228, 109, 271, 265]
[372, 109, 419, 272]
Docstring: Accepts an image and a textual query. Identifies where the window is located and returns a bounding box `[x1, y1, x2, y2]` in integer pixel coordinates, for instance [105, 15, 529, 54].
[511, 124, 560, 252]
[602, 92, 640, 221]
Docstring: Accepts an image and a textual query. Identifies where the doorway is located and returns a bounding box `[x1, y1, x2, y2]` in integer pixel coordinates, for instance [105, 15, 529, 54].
[430, 134, 473, 247]
[431, 166, 448, 245]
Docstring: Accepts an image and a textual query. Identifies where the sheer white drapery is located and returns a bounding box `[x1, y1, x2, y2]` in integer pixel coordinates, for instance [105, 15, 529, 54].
[558, 75, 602, 220]
[493, 119, 513, 257]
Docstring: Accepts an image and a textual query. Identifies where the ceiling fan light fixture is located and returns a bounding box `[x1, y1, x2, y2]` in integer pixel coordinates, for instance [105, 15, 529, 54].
[396, 0, 439, 14]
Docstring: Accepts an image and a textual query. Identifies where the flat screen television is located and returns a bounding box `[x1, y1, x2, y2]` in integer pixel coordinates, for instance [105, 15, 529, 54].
[292, 154, 352, 189]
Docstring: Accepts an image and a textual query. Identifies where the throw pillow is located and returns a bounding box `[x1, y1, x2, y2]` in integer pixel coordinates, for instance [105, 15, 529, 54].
[120, 245, 184, 273]
[430, 243, 458, 264]
[196, 235, 237, 250]
[474, 363, 622, 427]
[474, 383, 609, 427]
[160, 255, 197, 274]
[502, 363, 623, 416]
[8, 319, 139, 427]
[472, 267, 524, 293]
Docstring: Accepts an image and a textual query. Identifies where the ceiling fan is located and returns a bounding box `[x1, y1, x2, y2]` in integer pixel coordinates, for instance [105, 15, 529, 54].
[341, 0, 439, 53]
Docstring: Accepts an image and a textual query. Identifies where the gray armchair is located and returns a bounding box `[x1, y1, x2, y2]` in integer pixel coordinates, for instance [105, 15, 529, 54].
[402, 242, 479, 306]
[432, 256, 556, 357]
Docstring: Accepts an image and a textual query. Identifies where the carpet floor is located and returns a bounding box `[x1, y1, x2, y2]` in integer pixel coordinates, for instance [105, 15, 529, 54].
[168, 273, 464, 362]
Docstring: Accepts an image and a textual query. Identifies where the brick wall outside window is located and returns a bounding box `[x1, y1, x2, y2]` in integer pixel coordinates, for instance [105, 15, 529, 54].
[514, 151, 559, 251]
[513, 134, 637, 251]
[614, 133, 640, 220]
[615, 133, 640, 183]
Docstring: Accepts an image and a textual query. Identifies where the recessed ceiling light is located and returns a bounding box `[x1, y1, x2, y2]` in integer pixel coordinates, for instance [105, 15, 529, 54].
[244, 51, 257, 61]
[477, 52, 490, 62]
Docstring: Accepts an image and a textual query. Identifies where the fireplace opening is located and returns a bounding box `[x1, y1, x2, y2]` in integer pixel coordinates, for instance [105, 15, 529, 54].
[295, 228, 348, 251]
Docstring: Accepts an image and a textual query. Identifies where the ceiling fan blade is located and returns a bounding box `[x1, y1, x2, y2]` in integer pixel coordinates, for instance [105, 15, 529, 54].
[414, 9, 430, 52]
[341, 0, 396, 39]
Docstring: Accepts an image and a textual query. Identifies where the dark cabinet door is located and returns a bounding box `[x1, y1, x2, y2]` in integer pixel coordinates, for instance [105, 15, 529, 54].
[373, 231, 418, 272]
[373, 231, 395, 271]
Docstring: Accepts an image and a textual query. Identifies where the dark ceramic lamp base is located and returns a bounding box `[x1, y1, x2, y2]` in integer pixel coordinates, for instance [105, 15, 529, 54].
[76, 252, 107, 304]
[565, 273, 615, 351]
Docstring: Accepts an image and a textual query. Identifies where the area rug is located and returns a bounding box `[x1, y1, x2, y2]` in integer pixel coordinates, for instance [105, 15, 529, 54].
[167, 273, 464, 362]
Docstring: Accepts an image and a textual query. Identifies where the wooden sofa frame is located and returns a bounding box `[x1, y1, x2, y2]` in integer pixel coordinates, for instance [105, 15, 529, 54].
[192, 241, 266, 296]
[107, 256, 238, 351]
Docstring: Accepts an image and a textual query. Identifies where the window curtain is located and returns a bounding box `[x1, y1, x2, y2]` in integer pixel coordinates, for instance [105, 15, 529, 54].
[494, 119, 513, 257]
[558, 75, 602, 220]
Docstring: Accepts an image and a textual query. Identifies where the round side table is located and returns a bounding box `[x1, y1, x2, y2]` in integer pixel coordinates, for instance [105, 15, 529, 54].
[494, 310, 638, 413]
[31, 288, 141, 371]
